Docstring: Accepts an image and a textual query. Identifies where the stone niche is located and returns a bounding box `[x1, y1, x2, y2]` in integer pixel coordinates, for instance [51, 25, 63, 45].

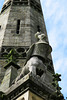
[16, 90, 44, 100]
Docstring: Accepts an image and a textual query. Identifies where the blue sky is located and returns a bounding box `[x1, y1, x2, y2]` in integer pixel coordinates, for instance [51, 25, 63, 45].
[41, 0, 67, 99]
[0, 0, 67, 99]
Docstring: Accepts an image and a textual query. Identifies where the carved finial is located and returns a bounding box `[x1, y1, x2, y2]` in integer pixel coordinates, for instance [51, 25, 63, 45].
[35, 31, 47, 42]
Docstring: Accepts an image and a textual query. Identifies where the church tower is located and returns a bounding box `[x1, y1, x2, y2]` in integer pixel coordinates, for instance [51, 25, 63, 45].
[0, 0, 57, 100]
[0, 0, 54, 83]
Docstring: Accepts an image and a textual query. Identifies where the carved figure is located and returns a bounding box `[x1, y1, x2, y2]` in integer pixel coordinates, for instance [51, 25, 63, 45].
[15, 56, 46, 82]
[15, 32, 52, 82]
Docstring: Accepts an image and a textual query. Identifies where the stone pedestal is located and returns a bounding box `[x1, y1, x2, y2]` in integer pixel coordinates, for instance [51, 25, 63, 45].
[4, 73, 54, 100]
[0, 62, 20, 92]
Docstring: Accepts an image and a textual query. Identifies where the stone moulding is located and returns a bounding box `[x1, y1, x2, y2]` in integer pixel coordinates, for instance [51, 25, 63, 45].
[1, 0, 11, 13]
[0, 46, 29, 58]
[1, 0, 42, 15]
[5, 73, 55, 100]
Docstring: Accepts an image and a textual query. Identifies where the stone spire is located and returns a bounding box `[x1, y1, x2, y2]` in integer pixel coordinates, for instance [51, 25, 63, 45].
[0, 0, 54, 84]
[0, 0, 56, 99]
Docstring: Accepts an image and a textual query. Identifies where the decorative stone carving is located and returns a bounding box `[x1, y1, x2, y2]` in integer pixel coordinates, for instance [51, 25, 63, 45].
[0, 47, 28, 58]
[25, 32, 52, 63]
[35, 31, 47, 42]
[15, 32, 52, 82]
[15, 56, 46, 82]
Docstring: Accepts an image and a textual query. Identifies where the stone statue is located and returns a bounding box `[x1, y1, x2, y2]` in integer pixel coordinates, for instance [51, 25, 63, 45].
[15, 32, 52, 82]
